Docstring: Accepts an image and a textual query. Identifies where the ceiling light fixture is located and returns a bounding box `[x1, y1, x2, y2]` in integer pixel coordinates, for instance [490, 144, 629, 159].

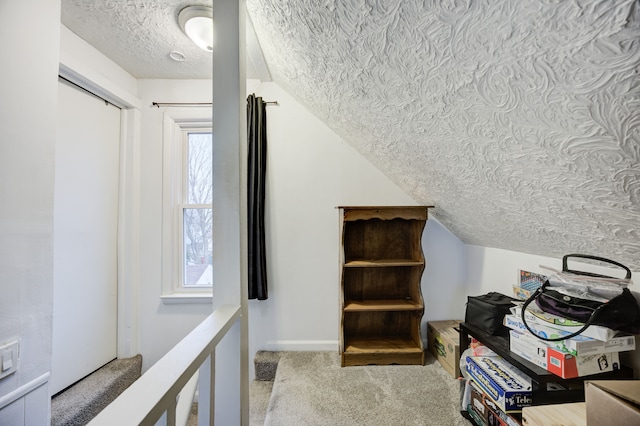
[178, 6, 214, 52]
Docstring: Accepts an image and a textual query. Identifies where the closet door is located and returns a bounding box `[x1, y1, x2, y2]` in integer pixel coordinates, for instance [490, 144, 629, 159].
[51, 79, 120, 394]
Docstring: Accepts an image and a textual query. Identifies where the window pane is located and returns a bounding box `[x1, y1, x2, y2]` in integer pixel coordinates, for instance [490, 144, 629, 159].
[183, 207, 212, 286]
[187, 132, 212, 204]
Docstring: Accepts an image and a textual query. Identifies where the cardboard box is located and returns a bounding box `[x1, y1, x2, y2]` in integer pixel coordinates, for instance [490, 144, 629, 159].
[427, 320, 461, 378]
[522, 402, 585, 426]
[465, 356, 532, 412]
[547, 348, 620, 379]
[586, 380, 640, 425]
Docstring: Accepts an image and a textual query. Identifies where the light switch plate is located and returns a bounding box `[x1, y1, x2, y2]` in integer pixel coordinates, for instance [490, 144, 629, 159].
[0, 340, 19, 380]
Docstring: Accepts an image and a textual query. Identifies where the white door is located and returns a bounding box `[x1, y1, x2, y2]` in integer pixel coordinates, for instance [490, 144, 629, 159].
[51, 80, 121, 394]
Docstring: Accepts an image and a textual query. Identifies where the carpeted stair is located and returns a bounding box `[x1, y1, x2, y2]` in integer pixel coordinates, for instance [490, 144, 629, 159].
[188, 351, 278, 426]
[51, 355, 142, 426]
[254, 350, 283, 381]
[251, 351, 280, 426]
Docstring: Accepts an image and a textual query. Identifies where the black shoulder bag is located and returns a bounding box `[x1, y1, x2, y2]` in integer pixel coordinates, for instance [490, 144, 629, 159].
[521, 254, 640, 342]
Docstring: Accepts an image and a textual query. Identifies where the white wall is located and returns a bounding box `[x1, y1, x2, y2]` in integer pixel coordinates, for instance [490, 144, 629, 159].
[131, 77, 468, 379]
[136, 80, 214, 372]
[423, 218, 467, 322]
[246, 81, 468, 373]
[0, 1, 60, 424]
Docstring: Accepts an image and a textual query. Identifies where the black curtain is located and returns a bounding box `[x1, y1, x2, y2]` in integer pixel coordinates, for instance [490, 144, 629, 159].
[247, 94, 268, 300]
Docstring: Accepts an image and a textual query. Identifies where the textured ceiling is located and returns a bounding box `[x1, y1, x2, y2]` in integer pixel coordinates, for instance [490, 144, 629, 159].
[245, 0, 640, 271]
[61, 0, 268, 80]
[61, 0, 214, 79]
[62, 1, 640, 271]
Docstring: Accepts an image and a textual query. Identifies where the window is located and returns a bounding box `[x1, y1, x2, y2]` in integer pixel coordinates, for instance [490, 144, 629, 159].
[161, 109, 213, 302]
[181, 131, 213, 287]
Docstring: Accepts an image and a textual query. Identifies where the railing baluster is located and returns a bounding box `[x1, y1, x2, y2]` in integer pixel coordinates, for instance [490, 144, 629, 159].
[166, 397, 177, 426]
[197, 353, 216, 426]
[209, 352, 215, 425]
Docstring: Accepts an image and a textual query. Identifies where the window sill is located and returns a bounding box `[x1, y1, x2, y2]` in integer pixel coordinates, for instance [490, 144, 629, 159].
[160, 292, 213, 305]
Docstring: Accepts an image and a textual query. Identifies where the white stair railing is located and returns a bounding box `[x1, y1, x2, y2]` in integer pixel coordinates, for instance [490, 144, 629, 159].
[88, 304, 242, 426]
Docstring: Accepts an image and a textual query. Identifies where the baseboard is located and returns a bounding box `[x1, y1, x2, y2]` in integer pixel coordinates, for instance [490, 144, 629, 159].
[264, 340, 339, 352]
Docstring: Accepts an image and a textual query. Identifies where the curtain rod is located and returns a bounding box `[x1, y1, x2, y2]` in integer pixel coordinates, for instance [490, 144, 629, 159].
[59, 75, 120, 109]
[152, 101, 278, 108]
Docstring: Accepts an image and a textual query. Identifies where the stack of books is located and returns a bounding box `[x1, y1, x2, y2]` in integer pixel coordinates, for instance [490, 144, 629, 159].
[505, 304, 635, 379]
[462, 354, 530, 425]
[509, 270, 636, 379]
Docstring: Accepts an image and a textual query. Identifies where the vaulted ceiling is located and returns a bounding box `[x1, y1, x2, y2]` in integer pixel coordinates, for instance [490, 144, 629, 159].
[62, 0, 640, 271]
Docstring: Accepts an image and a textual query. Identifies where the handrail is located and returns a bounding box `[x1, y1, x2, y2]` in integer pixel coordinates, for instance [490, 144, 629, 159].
[88, 304, 242, 426]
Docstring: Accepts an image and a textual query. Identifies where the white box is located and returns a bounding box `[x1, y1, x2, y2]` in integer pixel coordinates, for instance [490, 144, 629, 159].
[509, 330, 548, 369]
[559, 334, 635, 357]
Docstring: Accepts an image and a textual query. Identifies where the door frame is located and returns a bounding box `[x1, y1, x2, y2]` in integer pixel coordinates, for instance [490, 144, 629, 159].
[58, 62, 141, 359]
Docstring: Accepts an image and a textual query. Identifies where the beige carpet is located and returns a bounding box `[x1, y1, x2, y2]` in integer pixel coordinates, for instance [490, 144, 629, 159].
[264, 352, 469, 426]
[51, 355, 142, 426]
[187, 380, 274, 426]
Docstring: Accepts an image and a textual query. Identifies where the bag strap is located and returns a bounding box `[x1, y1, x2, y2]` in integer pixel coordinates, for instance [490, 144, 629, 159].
[520, 284, 607, 342]
[563, 254, 631, 280]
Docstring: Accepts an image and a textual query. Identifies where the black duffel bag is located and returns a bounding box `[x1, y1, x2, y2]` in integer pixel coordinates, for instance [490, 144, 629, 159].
[465, 292, 518, 336]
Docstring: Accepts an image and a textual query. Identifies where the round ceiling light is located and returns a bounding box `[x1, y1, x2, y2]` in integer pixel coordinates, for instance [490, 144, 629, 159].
[178, 6, 214, 52]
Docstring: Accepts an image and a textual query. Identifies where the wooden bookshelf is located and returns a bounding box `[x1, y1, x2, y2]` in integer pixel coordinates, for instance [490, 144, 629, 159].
[338, 206, 432, 366]
[343, 299, 423, 312]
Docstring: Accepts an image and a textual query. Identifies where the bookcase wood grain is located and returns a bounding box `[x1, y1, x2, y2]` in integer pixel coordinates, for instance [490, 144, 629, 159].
[338, 206, 432, 366]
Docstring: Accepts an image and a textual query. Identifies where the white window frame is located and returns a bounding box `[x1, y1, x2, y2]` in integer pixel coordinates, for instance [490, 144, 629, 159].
[161, 107, 213, 304]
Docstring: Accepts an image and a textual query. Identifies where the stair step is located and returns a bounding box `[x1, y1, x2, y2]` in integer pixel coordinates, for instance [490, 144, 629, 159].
[51, 355, 142, 426]
[254, 350, 283, 381]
